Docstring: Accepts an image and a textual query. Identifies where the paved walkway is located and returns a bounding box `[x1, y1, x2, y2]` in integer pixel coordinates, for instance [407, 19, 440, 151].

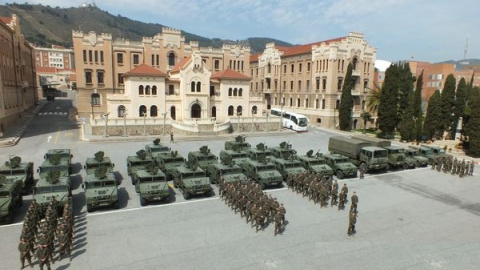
[0, 101, 46, 147]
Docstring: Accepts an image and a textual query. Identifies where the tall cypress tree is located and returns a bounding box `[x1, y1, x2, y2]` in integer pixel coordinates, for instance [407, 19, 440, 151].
[454, 78, 467, 138]
[339, 63, 354, 130]
[414, 71, 424, 139]
[423, 90, 442, 139]
[397, 62, 414, 125]
[400, 90, 416, 141]
[378, 64, 399, 138]
[440, 74, 456, 137]
[465, 88, 480, 157]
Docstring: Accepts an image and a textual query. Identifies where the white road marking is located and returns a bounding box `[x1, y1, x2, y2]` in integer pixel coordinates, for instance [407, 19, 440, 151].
[47, 135, 52, 143]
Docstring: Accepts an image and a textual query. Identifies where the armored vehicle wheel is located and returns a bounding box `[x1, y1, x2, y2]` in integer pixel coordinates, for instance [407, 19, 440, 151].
[114, 201, 120, 209]
[86, 205, 93, 213]
[336, 170, 344, 179]
[206, 190, 214, 197]
[19, 195, 23, 207]
[7, 211, 14, 224]
[403, 163, 409, 170]
[140, 197, 147, 206]
[183, 191, 191, 200]
[260, 183, 266, 190]
[416, 161, 421, 168]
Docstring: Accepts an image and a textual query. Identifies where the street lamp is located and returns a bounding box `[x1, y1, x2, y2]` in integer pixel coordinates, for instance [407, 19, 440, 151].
[103, 112, 110, 138]
[90, 101, 94, 119]
[161, 112, 167, 135]
[142, 111, 147, 136]
[123, 111, 128, 137]
[237, 112, 241, 133]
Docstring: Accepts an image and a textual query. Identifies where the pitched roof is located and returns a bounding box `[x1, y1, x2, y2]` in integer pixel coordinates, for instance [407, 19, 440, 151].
[211, 69, 251, 81]
[278, 37, 345, 57]
[170, 57, 191, 74]
[250, 53, 260, 62]
[124, 63, 167, 77]
[0, 16, 12, 25]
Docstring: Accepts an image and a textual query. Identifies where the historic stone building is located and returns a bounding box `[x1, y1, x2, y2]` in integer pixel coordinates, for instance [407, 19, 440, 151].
[250, 32, 376, 129]
[0, 14, 37, 134]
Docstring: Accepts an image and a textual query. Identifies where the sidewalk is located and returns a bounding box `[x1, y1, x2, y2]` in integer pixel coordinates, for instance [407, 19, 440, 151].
[0, 101, 47, 147]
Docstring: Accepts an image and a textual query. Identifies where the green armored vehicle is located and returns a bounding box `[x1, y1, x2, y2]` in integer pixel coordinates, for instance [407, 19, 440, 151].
[269, 153, 306, 181]
[145, 138, 171, 159]
[245, 143, 273, 161]
[384, 146, 411, 169]
[38, 153, 70, 180]
[171, 160, 213, 200]
[207, 155, 247, 184]
[295, 150, 334, 177]
[418, 145, 451, 162]
[224, 135, 251, 151]
[83, 151, 118, 212]
[33, 170, 71, 216]
[324, 154, 358, 179]
[0, 156, 34, 194]
[0, 175, 23, 224]
[188, 145, 218, 170]
[406, 147, 429, 167]
[127, 150, 154, 184]
[44, 149, 73, 174]
[155, 150, 185, 180]
[219, 148, 251, 167]
[270, 141, 298, 159]
[239, 155, 283, 189]
[134, 165, 170, 206]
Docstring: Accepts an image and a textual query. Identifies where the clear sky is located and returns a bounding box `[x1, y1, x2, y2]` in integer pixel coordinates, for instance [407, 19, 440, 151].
[3, 0, 479, 63]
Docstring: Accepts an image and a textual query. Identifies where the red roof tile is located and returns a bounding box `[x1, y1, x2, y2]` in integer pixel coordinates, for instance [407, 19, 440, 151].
[125, 63, 167, 77]
[0, 16, 12, 25]
[250, 53, 260, 62]
[211, 69, 251, 81]
[278, 37, 345, 57]
[170, 57, 191, 74]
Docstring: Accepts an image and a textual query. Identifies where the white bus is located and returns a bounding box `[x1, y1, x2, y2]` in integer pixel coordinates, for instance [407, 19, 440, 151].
[270, 108, 309, 132]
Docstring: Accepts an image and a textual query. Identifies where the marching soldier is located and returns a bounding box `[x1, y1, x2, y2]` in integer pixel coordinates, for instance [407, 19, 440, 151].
[18, 237, 33, 269]
[36, 242, 52, 270]
[347, 212, 357, 237]
[359, 166, 365, 179]
[338, 190, 345, 211]
[469, 160, 475, 176]
[278, 203, 286, 226]
[274, 212, 283, 236]
[350, 191, 359, 214]
[331, 180, 338, 206]
[341, 184, 348, 203]
[452, 158, 457, 175]
[57, 230, 72, 262]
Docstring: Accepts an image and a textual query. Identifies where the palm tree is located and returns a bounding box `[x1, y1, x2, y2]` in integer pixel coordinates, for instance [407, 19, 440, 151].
[366, 82, 382, 115]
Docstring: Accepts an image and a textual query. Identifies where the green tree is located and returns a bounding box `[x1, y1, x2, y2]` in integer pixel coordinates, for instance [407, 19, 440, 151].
[423, 90, 442, 139]
[397, 62, 414, 125]
[378, 64, 399, 138]
[339, 63, 354, 130]
[440, 74, 456, 137]
[360, 111, 372, 134]
[414, 71, 424, 138]
[454, 77, 467, 136]
[400, 90, 416, 141]
[465, 87, 480, 157]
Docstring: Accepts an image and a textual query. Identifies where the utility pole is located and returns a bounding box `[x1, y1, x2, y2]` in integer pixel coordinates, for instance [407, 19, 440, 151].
[103, 112, 110, 137]
[123, 111, 128, 137]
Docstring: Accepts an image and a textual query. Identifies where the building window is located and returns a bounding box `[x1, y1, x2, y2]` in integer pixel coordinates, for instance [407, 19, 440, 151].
[289, 98, 293, 107]
[214, 60, 220, 70]
[307, 62, 311, 72]
[168, 52, 175, 66]
[168, 85, 174, 95]
[362, 100, 366, 110]
[305, 98, 309, 108]
[196, 82, 201, 92]
[118, 105, 126, 117]
[298, 81, 302, 91]
[100, 51, 104, 63]
[133, 54, 139, 65]
[229, 88, 232, 96]
[283, 65, 287, 73]
[252, 106, 257, 115]
[291, 64, 294, 73]
[228, 106, 234, 116]
[83, 50, 87, 62]
[150, 105, 158, 117]
[97, 70, 104, 84]
[210, 86, 215, 97]
[117, 53, 123, 65]
[152, 86, 157, 95]
[237, 106, 243, 115]
[315, 99, 319, 109]
[322, 78, 327, 90]
[363, 80, 368, 91]
[94, 51, 98, 63]
[316, 78, 320, 90]
[139, 105, 147, 117]
[145, 85, 151, 95]
[139, 85, 144, 95]
[191, 82, 195, 92]
[118, 73, 124, 85]
[151, 55, 155, 66]
[91, 93, 101, 105]
[338, 78, 343, 91]
[239, 88, 243, 97]
[85, 70, 92, 84]
[297, 98, 300, 107]
[299, 63, 302, 72]
[322, 99, 326, 109]
[233, 88, 238, 96]
[88, 50, 92, 62]
[156, 55, 159, 66]
[306, 80, 310, 91]
[290, 81, 293, 90]
[170, 106, 176, 120]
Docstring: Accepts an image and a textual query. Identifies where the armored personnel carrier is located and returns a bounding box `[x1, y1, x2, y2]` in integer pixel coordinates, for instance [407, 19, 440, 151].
[83, 166, 119, 212]
[384, 146, 415, 169]
[268, 151, 306, 181]
[134, 164, 170, 206]
[239, 154, 283, 189]
[44, 149, 73, 174]
[206, 155, 247, 184]
[270, 141, 298, 159]
[127, 150, 154, 184]
[245, 143, 273, 161]
[0, 156, 34, 194]
[84, 151, 115, 175]
[324, 154, 358, 179]
[219, 147, 251, 167]
[418, 145, 451, 162]
[33, 170, 71, 216]
[154, 150, 185, 180]
[38, 153, 70, 179]
[170, 160, 213, 200]
[145, 138, 171, 159]
[187, 145, 218, 170]
[295, 150, 334, 177]
[406, 147, 429, 167]
[0, 175, 23, 224]
[224, 135, 251, 151]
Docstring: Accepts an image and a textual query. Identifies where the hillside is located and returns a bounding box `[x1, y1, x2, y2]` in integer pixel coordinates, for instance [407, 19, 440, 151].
[0, 3, 292, 53]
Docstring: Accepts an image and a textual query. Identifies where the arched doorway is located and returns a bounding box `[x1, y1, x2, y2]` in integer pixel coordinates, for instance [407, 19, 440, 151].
[191, 104, 201, 118]
[353, 119, 358, 129]
[170, 106, 176, 120]
[211, 106, 216, 118]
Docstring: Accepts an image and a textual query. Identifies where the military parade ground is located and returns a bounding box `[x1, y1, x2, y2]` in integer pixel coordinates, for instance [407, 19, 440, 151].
[1, 97, 480, 270]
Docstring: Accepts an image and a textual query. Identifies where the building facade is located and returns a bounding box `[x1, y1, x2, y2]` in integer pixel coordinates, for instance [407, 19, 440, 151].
[34, 45, 74, 69]
[0, 14, 37, 134]
[250, 32, 376, 129]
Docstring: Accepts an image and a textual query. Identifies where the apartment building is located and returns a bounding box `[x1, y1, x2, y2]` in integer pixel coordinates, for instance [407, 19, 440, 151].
[250, 32, 376, 129]
[0, 14, 37, 133]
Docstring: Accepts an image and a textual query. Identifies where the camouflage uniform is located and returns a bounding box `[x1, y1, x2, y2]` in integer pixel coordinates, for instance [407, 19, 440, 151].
[350, 192, 359, 213]
[36, 244, 52, 270]
[18, 237, 33, 269]
[330, 180, 338, 206]
[347, 212, 357, 236]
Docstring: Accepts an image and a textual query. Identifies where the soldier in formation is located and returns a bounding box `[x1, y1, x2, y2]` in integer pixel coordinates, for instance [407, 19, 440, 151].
[432, 156, 475, 178]
[347, 211, 357, 237]
[350, 191, 358, 214]
[19, 197, 75, 269]
[219, 179, 286, 235]
[287, 171, 335, 207]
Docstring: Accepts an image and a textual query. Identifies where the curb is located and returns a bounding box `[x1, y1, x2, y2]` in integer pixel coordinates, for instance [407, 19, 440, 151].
[0, 102, 47, 147]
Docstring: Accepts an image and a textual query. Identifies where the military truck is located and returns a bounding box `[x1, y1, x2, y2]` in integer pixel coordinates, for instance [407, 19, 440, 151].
[154, 150, 185, 180]
[33, 170, 71, 216]
[324, 154, 358, 179]
[44, 149, 73, 174]
[187, 145, 218, 170]
[0, 175, 23, 224]
[239, 155, 283, 189]
[134, 165, 170, 206]
[83, 167, 119, 212]
[127, 150, 154, 184]
[145, 138, 171, 158]
[295, 150, 334, 177]
[207, 155, 247, 184]
[270, 141, 298, 159]
[224, 135, 251, 151]
[418, 145, 451, 162]
[219, 148, 251, 167]
[269, 153, 306, 181]
[406, 147, 429, 167]
[328, 136, 388, 173]
[352, 135, 410, 170]
[0, 156, 34, 194]
[245, 143, 273, 161]
[38, 153, 70, 179]
[170, 160, 213, 200]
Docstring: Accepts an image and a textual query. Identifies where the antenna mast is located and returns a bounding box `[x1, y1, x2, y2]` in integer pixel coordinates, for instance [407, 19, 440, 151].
[463, 38, 469, 60]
